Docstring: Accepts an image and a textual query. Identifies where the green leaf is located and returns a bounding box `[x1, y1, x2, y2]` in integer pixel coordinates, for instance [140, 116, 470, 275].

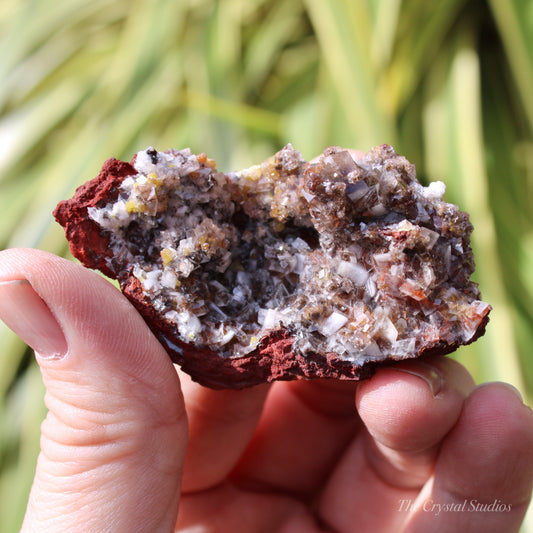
[304, 0, 396, 148]
[489, 0, 533, 134]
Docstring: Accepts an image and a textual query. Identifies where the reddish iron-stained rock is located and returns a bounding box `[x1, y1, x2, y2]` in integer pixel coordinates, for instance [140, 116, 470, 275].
[54, 145, 490, 389]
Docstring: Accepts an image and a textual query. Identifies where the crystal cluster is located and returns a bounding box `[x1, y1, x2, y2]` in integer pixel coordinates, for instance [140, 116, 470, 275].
[77, 144, 490, 372]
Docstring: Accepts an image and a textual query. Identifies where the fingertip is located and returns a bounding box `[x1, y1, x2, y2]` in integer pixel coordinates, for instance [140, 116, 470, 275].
[474, 380, 526, 405]
[1, 248, 175, 380]
[404, 383, 533, 532]
[457, 381, 533, 446]
[436, 381, 533, 504]
[0, 248, 185, 429]
[356, 357, 474, 452]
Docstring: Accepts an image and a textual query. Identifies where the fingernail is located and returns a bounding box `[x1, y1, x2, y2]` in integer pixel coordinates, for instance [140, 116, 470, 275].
[392, 359, 444, 397]
[0, 279, 67, 359]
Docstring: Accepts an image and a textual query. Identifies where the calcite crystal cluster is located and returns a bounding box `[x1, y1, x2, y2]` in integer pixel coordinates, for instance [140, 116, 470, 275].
[54, 144, 490, 388]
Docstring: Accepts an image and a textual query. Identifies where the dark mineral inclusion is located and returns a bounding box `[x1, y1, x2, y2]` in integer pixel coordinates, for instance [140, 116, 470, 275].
[54, 144, 490, 389]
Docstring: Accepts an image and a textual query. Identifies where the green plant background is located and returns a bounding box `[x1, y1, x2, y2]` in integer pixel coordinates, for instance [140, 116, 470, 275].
[1, 0, 532, 531]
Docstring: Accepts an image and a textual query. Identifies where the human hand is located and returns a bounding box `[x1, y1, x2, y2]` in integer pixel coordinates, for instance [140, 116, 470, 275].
[0, 248, 532, 532]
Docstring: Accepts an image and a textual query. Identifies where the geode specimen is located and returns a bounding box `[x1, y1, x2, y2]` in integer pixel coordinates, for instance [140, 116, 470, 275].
[54, 144, 490, 388]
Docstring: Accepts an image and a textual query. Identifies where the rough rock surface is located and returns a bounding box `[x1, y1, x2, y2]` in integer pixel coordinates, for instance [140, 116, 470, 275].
[54, 145, 491, 389]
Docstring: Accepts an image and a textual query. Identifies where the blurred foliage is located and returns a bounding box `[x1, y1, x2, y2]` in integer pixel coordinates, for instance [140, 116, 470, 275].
[1, 0, 532, 530]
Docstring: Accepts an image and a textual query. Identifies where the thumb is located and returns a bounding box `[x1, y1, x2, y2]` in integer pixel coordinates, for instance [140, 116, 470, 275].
[0, 249, 187, 533]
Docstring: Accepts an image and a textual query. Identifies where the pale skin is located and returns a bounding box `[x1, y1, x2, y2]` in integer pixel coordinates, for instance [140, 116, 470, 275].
[0, 248, 532, 530]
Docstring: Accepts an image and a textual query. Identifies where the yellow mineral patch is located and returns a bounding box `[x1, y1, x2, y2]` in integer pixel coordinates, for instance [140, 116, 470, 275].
[265, 162, 279, 181]
[147, 172, 163, 186]
[197, 153, 217, 168]
[245, 165, 262, 181]
[160, 248, 174, 266]
[125, 200, 147, 213]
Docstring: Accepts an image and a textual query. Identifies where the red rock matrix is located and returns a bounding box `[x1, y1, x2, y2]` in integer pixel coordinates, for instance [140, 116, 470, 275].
[54, 145, 490, 388]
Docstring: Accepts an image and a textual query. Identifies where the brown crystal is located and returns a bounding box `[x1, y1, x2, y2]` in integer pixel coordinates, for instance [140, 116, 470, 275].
[53, 144, 490, 388]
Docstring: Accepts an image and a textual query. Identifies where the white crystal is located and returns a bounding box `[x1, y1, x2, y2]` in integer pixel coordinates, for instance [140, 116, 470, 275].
[143, 270, 162, 292]
[379, 317, 398, 344]
[176, 310, 202, 340]
[258, 308, 284, 329]
[390, 337, 416, 355]
[365, 276, 377, 298]
[362, 340, 382, 359]
[423, 181, 446, 199]
[161, 269, 178, 289]
[319, 311, 348, 336]
[134, 147, 158, 174]
[337, 260, 369, 286]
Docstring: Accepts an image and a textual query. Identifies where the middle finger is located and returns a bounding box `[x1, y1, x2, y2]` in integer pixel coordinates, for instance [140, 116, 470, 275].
[230, 378, 361, 499]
